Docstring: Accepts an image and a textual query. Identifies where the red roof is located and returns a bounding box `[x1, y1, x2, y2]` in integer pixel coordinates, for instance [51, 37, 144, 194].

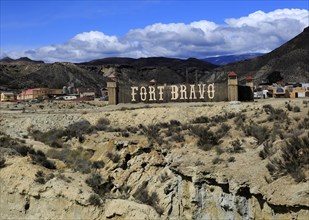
[228, 72, 237, 77]
[149, 79, 157, 83]
[246, 75, 254, 81]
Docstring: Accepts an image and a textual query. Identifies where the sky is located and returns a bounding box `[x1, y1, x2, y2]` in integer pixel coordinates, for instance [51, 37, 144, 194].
[0, 0, 308, 63]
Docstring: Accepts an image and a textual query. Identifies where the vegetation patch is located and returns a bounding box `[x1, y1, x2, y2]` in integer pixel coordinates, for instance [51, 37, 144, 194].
[265, 134, 309, 182]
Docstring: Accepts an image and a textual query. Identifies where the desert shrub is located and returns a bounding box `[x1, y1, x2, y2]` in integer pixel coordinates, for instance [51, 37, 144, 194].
[92, 160, 105, 169]
[121, 131, 130, 137]
[192, 116, 210, 124]
[298, 117, 309, 129]
[263, 105, 289, 122]
[215, 146, 224, 155]
[34, 171, 54, 184]
[169, 120, 181, 126]
[226, 112, 237, 119]
[228, 157, 235, 162]
[134, 183, 163, 215]
[243, 124, 269, 144]
[65, 120, 93, 139]
[13, 145, 35, 156]
[88, 194, 101, 206]
[30, 120, 93, 147]
[286, 103, 293, 111]
[105, 151, 121, 163]
[30, 150, 56, 169]
[190, 126, 222, 151]
[211, 115, 228, 123]
[30, 129, 64, 146]
[140, 124, 162, 143]
[72, 159, 92, 174]
[0, 156, 6, 168]
[95, 118, 110, 131]
[217, 123, 231, 137]
[0, 134, 56, 169]
[259, 141, 275, 159]
[164, 124, 182, 137]
[263, 104, 274, 114]
[212, 157, 223, 164]
[47, 147, 92, 172]
[86, 173, 114, 198]
[266, 135, 309, 182]
[293, 106, 301, 112]
[159, 172, 169, 183]
[126, 126, 139, 134]
[34, 170, 46, 184]
[170, 133, 185, 143]
[227, 139, 245, 153]
[0, 134, 35, 156]
[234, 113, 246, 128]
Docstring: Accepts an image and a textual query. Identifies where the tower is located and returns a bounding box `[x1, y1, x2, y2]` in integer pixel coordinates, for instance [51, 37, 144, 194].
[107, 73, 118, 105]
[228, 72, 238, 101]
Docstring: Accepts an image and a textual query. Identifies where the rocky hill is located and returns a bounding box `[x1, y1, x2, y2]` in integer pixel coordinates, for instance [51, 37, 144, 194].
[210, 27, 309, 84]
[78, 57, 217, 85]
[0, 58, 105, 90]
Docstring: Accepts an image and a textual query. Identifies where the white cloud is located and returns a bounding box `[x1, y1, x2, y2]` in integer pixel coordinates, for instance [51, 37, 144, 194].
[3, 8, 308, 62]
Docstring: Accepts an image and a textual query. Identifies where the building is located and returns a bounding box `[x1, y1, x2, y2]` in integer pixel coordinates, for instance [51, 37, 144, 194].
[17, 88, 63, 100]
[76, 88, 96, 98]
[286, 86, 306, 98]
[1, 92, 15, 102]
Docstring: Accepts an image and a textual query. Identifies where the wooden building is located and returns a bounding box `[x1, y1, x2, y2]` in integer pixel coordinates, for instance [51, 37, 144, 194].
[1, 92, 15, 102]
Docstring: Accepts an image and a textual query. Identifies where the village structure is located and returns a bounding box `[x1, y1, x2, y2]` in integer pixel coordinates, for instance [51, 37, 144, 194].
[1, 72, 309, 104]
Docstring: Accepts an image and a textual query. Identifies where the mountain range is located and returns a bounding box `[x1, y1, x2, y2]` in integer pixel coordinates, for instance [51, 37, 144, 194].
[0, 26, 308, 90]
[203, 53, 264, 65]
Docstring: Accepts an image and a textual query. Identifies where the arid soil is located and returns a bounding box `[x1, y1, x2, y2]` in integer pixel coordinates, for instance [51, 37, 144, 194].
[0, 98, 308, 219]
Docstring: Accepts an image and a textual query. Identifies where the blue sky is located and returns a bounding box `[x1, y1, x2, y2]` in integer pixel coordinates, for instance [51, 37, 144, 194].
[1, 0, 308, 62]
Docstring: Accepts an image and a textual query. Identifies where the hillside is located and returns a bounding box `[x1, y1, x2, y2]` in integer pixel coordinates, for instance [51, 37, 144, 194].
[0, 99, 308, 219]
[0, 57, 217, 90]
[210, 27, 309, 84]
[78, 57, 217, 85]
[0, 59, 105, 90]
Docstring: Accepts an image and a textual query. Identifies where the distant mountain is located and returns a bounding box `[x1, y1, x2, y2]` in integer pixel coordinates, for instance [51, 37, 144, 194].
[206, 26, 309, 84]
[0, 56, 44, 64]
[203, 53, 264, 65]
